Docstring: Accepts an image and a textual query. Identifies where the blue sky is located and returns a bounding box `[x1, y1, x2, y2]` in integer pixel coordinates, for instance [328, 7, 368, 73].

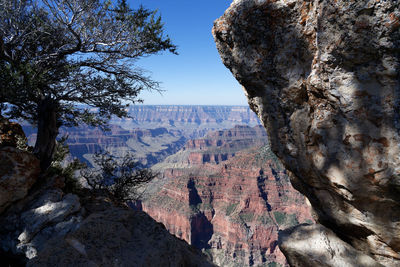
[130, 0, 247, 105]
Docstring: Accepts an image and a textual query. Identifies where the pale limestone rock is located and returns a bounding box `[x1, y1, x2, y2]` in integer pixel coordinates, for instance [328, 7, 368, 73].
[213, 0, 400, 266]
[28, 207, 215, 267]
[278, 224, 383, 267]
[0, 188, 82, 259]
[0, 147, 40, 213]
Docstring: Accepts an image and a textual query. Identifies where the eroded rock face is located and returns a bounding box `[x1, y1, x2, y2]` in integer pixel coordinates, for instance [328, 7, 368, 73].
[0, 147, 40, 214]
[143, 126, 313, 266]
[213, 0, 400, 266]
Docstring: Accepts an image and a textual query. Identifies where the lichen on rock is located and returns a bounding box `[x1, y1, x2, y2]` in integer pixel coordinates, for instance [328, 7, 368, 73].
[213, 0, 400, 266]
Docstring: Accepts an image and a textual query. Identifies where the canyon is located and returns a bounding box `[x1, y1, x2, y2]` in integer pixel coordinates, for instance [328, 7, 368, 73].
[140, 125, 313, 267]
[23, 105, 260, 167]
[0, 117, 214, 266]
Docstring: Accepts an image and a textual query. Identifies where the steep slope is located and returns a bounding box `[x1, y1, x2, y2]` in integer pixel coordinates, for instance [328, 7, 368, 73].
[213, 1, 400, 266]
[141, 126, 313, 266]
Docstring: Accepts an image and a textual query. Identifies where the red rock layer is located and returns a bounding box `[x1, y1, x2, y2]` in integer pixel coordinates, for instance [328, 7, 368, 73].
[142, 127, 313, 266]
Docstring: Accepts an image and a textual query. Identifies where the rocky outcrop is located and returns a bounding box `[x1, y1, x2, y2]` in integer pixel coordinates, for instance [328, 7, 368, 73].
[0, 147, 40, 214]
[278, 224, 381, 267]
[0, 143, 214, 266]
[0, 115, 27, 148]
[28, 204, 214, 267]
[142, 127, 313, 266]
[213, 0, 400, 266]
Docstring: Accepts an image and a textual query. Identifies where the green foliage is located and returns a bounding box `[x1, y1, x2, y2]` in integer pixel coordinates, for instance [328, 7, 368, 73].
[268, 262, 282, 267]
[239, 212, 254, 223]
[81, 151, 156, 202]
[288, 213, 299, 226]
[257, 215, 273, 224]
[273, 211, 286, 226]
[226, 203, 238, 216]
[273, 211, 299, 227]
[48, 136, 86, 193]
[0, 0, 177, 168]
[0, 0, 177, 126]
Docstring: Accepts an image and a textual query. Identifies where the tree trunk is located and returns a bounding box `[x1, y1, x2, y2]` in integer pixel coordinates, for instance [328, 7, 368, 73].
[33, 97, 59, 171]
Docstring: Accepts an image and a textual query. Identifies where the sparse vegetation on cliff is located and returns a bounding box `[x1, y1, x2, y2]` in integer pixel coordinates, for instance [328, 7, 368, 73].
[81, 151, 156, 202]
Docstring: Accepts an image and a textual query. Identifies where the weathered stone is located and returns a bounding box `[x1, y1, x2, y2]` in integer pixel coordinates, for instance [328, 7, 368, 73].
[17, 192, 81, 258]
[213, 0, 400, 266]
[28, 207, 215, 267]
[0, 147, 40, 214]
[278, 224, 383, 267]
[0, 115, 27, 148]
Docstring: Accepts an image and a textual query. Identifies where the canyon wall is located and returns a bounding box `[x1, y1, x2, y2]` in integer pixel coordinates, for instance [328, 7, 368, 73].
[213, 0, 400, 266]
[142, 126, 313, 266]
[23, 105, 261, 168]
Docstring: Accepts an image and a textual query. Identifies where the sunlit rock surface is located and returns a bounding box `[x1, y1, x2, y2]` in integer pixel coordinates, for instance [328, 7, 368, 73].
[213, 0, 400, 266]
[278, 224, 382, 267]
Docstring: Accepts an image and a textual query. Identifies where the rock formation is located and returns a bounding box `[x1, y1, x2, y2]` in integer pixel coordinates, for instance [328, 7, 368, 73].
[0, 124, 214, 266]
[112, 105, 260, 130]
[213, 0, 400, 266]
[0, 115, 28, 148]
[0, 147, 40, 214]
[142, 126, 313, 266]
[23, 106, 261, 168]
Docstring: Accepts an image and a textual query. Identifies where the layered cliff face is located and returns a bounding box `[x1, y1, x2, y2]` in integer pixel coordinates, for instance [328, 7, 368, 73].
[213, 1, 400, 266]
[23, 105, 260, 168]
[111, 105, 260, 138]
[142, 126, 313, 266]
[25, 125, 186, 167]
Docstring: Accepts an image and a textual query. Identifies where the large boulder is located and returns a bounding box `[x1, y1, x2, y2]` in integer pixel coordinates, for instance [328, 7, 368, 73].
[28, 206, 215, 267]
[0, 184, 214, 266]
[278, 224, 382, 267]
[0, 147, 40, 214]
[213, 0, 400, 266]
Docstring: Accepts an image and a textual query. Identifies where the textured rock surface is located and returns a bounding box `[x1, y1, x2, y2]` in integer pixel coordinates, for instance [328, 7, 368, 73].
[0, 148, 214, 266]
[0, 147, 40, 213]
[0, 115, 27, 148]
[0, 185, 83, 260]
[28, 206, 214, 267]
[142, 126, 313, 266]
[213, 0, 400, 266]
[0, 179, 214, 266]
[279, 224, 382, 267]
